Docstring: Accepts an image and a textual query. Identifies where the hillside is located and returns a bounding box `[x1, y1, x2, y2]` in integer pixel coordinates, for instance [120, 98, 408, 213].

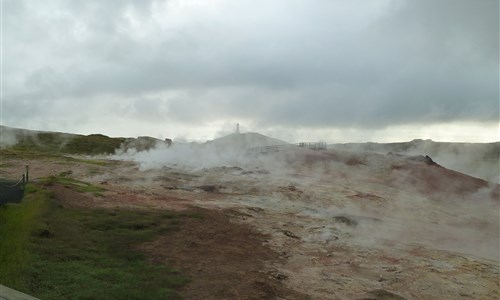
[0, 126, 166, 155]
[207, 132, 288, 150]
[331, 139, 500, 183]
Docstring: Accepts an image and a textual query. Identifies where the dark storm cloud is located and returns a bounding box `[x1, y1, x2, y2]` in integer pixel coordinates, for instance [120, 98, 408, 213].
[3, 0, 498, 132]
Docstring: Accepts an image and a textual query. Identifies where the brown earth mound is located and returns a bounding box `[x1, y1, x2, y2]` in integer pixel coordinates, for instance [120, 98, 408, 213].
[391, 162, 497, 199]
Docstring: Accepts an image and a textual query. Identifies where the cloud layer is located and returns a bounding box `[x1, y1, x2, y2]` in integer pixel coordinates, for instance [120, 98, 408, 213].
[3, 0, 499, 141]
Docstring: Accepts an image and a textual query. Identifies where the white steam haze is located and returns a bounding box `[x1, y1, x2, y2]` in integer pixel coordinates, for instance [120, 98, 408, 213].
[330, 140, 500, 183]
[403, 143, 500, 184]
[111, 132, 499, 261]
[114, 132, 290, 170]
[0, 126, 18, 148]
[2, 0, 499, 143]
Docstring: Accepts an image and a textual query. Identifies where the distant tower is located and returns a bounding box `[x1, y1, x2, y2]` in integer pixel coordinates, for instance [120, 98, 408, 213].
[236, 123, 240, 134]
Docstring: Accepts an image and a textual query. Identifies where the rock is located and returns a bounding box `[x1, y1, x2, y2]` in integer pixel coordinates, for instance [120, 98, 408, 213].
[424, 155, 437, 165]
[197, 185, 220, 193]
[267, 268, 288, 281]
[247, 207, 264, 213]
[333, 215, 358, 226]
[282, 230, 300, 239]
[383, 266, 398, 272]
[276, 273, 288, 280]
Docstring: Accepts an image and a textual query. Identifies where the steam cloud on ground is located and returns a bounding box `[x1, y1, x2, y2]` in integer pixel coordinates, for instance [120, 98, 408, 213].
[112, 132, 499, 261]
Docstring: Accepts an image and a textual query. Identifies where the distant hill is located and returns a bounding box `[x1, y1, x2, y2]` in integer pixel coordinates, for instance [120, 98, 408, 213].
[330, 139, 500, 183]
[206, 132, 288, 151]
[0, 126, 167, 155]
[127, 132, 290, 170]
[0, 126, 286, 158]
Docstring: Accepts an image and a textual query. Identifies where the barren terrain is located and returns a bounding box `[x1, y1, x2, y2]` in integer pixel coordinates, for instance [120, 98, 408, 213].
[2, 138, 499, 299]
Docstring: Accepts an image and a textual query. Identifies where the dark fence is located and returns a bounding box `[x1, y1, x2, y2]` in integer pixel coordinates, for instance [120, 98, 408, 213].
[0, 166, 29, 205]
[297, 142, 327, 150]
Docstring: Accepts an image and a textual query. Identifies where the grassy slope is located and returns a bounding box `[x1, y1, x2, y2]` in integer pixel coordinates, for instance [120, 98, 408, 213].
[1, 126, 164, 156]
[11, 132, 127, 155]
[0, 180, 197, 299]
[0, 184, 47, 288]
[45, 171, 106, 197]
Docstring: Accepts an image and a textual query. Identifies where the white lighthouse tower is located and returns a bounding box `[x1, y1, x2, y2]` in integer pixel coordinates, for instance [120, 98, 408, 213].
[236, 123, 240, 134]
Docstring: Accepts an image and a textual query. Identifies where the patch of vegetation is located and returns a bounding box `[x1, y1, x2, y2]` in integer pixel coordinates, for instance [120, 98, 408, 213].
[3, 127, 166, 157]
[0, 162, 15, 168]
[1, 182, 195, 299]
[7, 131, 126, 156]
[0, 148, 65, 161]
[44, 172, 105, 197]
[63, 134, 126, 155]
[62, 156, 115, 167]
[9, 132, 68, 153]
[86, 166, 103, 176]
[0, 184, 50, 287]
[0, 149, 116, 183]
[122, 136, 163, 152]
[26, 206, 189, 299]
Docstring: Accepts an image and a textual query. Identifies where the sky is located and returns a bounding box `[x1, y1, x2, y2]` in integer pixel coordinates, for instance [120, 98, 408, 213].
[1, 0, 499, 143]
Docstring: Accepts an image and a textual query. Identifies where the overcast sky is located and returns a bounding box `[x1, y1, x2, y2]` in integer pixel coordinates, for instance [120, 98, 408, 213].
[1, 0, 499, 142]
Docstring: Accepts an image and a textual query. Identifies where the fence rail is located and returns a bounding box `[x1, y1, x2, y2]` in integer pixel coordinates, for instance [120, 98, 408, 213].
[247, 145, 289, 154]
[0, 176, 25, 188]
[247, 142, 327, 154]
[297, 142, 327, 150]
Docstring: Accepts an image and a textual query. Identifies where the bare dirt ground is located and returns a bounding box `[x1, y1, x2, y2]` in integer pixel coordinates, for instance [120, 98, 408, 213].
[2, 148, 499, 299]
[140, 208, 310, 300]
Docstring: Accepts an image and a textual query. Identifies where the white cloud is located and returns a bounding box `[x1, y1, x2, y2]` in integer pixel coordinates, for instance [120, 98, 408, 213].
[2, 0, 498, 142]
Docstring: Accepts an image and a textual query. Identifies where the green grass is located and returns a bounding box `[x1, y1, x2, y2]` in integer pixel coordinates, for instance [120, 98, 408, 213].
[0, 184, 49, 287]
[62, 134, 126, 155]
[62, 157, 115, 167]
[0, 148, 64, 160]
[44, 172, 106, 197]
[0, 162, 15, 168]
[8, 132, 126, 156]
[25, 205, 189, 299]
[2, 127, 166, 157]
[0, 148, 116, 176]
[2, 128, 165, 160]
[0, 183, 195, 299]
[9, 132, 69, 153]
